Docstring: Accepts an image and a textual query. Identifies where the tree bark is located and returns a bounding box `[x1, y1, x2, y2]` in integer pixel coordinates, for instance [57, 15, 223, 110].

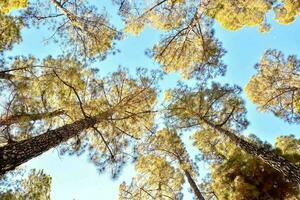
[50, 0, 79, 25]
[0, 110, 65, 126]
[0, 72, 14, 80]
[0, 111, 112, 176]
[184, 169, 205, 200]
[201, 118, 300, 184]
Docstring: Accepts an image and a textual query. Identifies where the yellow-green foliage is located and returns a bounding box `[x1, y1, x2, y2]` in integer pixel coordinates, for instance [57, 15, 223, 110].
[25, 0, 118, 58]
[153, 29, 225, 79]
[166, 83, 248, 132]
[0, 0, 27, 14]
[122, 0, 226, 79]
[2, 57, 157, 174]
[0, 14, 22, 52]
[119, 155, 184, 200]
[275, 135, 300, 164]
[193, 131, 300, 200]
[245, 49, 300, 123]
[123, 0, 185, 35]
[206, 0, 273, 32]
[0, 169, 51, 200]
[67, 14, 117, 57]
[275, 0, 300, 24]
[145, 129, 194, 171]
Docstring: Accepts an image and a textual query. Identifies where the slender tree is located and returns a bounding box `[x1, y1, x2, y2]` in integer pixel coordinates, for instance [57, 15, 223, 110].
[119, 155, 184, 200]
[165, 82, 300, 184]
[194, 132, 300, 199]
[128, 128, 206, 200]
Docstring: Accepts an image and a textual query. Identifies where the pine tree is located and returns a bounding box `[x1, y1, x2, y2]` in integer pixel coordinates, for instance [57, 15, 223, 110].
[117, 0, 226, 79]
[0, 63, 158, 176]
[193, 132, 300, 199]
[245, 49, 300, 123]
[0, 14, 23, 53]
[0, 169, 51, 200]
[120, 128, 206, 200]
[119, 155, 184, 200]
[22, 0, 120, 58]
[165, 82, 300, 184]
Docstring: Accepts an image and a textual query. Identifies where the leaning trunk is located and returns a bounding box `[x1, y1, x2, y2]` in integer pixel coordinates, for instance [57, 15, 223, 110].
[0, 72, 14, 80]
[184, 170, 205, 200]
[50, 0, 80, 27]
[202, 118, 300, 184]
[0, 110, 65, 126]
[0, 111, 111, 175]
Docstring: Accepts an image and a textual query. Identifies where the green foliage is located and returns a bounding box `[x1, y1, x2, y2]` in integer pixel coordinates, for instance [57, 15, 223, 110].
[245, 49, 300, 123]
[0, 14, 23, 53]
[120, 128, 204, 199]
[275, 135, 300, 164]
[0, 169, 51, 200]
[117, 0, 226, 79]
[165, 82, 248, 132]
[119, 155, 184, 200]
[120, 0, 300, 33]
[0, 56, 158, 176]
[23, 0, 119, 58]
[151, 20, 226, 80]
[193, 132, 300, 200]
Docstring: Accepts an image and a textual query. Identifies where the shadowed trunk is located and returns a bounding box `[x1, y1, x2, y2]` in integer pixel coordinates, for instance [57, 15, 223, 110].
[202, 118, 300, 184]
[184, 169, 205, 200]
[0, 111, 111, 176]
[0, 72, 14, 80]
[0, 110, 65, 126]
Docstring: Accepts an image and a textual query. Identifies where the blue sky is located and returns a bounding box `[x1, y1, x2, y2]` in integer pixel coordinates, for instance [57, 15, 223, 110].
[6, 1, 300, 199]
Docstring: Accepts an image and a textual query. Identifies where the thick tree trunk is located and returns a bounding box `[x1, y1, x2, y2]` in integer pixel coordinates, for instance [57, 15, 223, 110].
[202, 118, 300, 184]
[0, 111, 111, 176]
[0, 110, 65, 126]
[184, 169, 205, 200]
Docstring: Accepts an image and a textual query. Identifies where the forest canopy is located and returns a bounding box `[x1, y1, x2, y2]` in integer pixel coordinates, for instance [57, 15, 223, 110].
[0, 0, 299, 199]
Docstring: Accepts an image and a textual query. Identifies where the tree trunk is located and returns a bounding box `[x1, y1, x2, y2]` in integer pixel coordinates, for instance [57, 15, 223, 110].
[0, 110, 65, 126]
[202, 118, 300, 184]
[0, 111, 111, 176]
[50, 0, 79, 25]
[184, 169, 205, 200]
[0, 72, 14, 80]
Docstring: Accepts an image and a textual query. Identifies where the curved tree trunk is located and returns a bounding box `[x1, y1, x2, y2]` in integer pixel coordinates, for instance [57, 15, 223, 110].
[184, 169, 205, 200]
[202, 118, 300, 184]
[0, 111, 111, 176]
[0, 110, 65, 126]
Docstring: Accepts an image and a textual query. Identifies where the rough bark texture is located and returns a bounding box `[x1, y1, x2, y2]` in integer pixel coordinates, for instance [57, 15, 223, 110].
[184, 170, 205, 200]
[0, 110, 65, 126]
[202, 118, 300, 184]
[0, 111, 111, 175]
